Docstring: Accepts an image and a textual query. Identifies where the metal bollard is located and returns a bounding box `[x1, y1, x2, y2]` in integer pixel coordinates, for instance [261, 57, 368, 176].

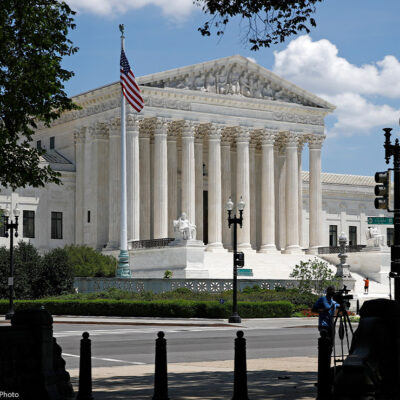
[317, 330, 332, 400]
[153, 331, 169, 400]
[232, 330, 249, 400]
[76, 332, 94, 400]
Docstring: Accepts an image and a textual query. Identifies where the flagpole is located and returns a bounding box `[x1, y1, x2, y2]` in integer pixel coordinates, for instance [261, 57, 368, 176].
[117, 24, 131, 278]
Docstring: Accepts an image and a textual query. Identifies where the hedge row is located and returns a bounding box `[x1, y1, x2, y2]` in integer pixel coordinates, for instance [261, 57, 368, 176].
[0, 299, 294, 319]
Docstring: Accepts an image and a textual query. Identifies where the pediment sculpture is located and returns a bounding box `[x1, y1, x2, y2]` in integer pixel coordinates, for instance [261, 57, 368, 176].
[173, 213, 196, 240]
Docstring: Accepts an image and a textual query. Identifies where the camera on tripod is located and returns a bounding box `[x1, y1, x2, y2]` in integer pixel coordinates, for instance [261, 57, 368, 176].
[333, 285, 353, 309]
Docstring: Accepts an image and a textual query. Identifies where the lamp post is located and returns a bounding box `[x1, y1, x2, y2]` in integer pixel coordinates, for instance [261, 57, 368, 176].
[226, 196, 245, 324]
[2, 205, 20, 320]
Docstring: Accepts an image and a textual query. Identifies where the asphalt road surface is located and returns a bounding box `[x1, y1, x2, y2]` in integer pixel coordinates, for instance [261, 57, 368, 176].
[54, 320, 323, 370]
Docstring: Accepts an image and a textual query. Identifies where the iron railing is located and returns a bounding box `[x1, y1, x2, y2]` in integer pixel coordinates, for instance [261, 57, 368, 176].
[129, 238, 175, 249]
[317, 245, 366, 254]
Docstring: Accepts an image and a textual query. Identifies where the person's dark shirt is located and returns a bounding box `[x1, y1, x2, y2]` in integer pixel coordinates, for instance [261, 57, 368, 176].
[313, 296, 338, 329]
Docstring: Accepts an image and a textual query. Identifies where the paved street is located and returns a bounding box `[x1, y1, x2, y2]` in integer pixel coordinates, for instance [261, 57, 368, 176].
[54, 317, 320, 369]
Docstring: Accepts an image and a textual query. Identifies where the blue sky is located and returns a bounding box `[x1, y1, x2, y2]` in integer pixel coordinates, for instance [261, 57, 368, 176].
[62, 0, 400, 177]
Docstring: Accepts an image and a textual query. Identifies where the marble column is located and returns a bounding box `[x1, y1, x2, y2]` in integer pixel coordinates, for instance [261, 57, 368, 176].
[126, 115, 140, 242]
[259, 131, 278, 253]
[236, 129, 252, 251]
[195, 130, 204, 241]
[298, 136, 305, 248]
[307, 135, 325, 254]
[167, 129, 178, 238]
[181, 122, 196, 224]
[106, 118, 121, 249]
[284, 132, 302, 254]
[153, 120, 168, 238]
[221, 130, 232, 249]
[276, 141, 286, 251]
[249, 141, 257, 250]
[74, 127, 86, 245]
[206, 125, 224, 251]
[139, 120, 151, 240]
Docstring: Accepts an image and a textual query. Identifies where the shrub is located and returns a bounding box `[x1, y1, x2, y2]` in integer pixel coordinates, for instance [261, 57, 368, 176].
[34, 248, 74, 298]
[64, 245, 116, 277]
[0, 299, 293, 318]
[289, 258, 339, 295]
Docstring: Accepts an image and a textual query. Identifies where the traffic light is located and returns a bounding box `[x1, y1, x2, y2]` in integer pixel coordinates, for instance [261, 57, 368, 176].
[374, 171, 390, 210]
[234, 252, 245, 268]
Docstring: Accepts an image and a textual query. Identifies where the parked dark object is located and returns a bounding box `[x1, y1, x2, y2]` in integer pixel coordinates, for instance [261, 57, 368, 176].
[333, 299, 400, 399]
[232, 330, 249, 400]
[0, 308, 72, 399]
[317, 329, 332, 400]
[77, 332, 93, 400]
[153, 331, 169, 400]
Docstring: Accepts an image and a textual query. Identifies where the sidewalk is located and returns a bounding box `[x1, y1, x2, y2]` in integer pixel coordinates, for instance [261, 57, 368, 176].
[68, 356, 318, 399]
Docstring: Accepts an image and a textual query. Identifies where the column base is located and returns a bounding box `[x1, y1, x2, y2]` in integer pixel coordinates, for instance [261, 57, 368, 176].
[206, 242, 227, 253]
[237, 243, 256, 253]
[116, 250, 132, 278]
[258, 244, 279, 254]
[306, 246, 320, 255]
[283, 245, 303, 254]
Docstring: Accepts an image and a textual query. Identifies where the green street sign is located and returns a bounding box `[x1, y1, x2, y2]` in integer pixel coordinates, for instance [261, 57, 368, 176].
[367, 217, 394, 225]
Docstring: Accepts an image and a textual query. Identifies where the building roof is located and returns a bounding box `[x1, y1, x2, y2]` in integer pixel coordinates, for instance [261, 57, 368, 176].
[302, 171, 374, 186]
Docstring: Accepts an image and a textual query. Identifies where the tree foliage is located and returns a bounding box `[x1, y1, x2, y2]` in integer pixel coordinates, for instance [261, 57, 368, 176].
[195, 0, 323, 51]
[289, 258, 338, 295]
[0, 1, 78, 189]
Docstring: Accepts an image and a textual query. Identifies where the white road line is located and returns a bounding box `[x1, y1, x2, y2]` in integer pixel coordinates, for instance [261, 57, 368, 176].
[62, 353, 146, 365]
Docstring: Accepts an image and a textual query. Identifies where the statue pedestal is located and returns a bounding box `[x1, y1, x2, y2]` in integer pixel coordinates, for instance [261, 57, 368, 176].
[130, 240, 208, 279]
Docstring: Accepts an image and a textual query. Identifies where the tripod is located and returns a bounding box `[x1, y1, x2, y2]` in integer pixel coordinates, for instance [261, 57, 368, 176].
[332, 301, 354, 371]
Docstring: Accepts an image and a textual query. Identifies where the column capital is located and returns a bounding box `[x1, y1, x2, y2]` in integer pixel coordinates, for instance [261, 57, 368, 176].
[74, 127, 87, 144]
[126, 114, 141, 132]
[92, 121, 109, 141]
[307, 134, 326, 149]
[108, 117, 121, 136]
[208, 124, 222, 140]
[260, 130, 277, 146]
[221, 127, 234, 146]
[182, 121, 197, 138]
[236, 128, 250, 143]
[283, 131, 299, 147]
[155, 118, 169, 136]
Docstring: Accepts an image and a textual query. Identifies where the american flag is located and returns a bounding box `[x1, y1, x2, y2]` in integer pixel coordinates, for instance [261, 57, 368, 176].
[120, 49, 144, 112]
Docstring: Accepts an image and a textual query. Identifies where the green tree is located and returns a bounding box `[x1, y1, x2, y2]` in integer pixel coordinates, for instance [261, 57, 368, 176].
[289, 258, 338, 295]
[0, 1, 78, 189]
[195, 0, 323, 51]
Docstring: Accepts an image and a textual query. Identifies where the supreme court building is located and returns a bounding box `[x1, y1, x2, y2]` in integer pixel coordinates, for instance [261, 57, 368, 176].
[0, 56, 391, 254]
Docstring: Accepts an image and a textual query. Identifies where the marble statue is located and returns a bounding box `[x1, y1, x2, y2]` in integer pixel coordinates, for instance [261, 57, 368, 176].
[173, 213, 197, 240]
[366, 227, 385, 247]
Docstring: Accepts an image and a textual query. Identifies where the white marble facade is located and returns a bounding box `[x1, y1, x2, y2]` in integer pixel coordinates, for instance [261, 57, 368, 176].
[0, 56, 392, 252]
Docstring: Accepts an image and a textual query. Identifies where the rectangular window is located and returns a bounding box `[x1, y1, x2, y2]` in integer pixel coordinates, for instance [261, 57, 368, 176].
[87, 210, 91, 223]
[329, 225, 338, 247]
[36, 140, 42, 149]
[51, 212, 63, 239]
[50, 136, 55, 149]
[0, 211, 6, 237]
[349, 226, 357, 246]
[387, 228, 394, 246]
[23, 210, 35, 238]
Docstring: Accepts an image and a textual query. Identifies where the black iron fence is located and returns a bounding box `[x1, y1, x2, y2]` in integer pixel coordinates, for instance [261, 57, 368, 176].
[129, 238, 175, 249]
[317, 245, 366, 254]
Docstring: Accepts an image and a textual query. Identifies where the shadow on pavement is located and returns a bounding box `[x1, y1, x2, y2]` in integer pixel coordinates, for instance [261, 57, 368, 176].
[71, 369, 317, 399]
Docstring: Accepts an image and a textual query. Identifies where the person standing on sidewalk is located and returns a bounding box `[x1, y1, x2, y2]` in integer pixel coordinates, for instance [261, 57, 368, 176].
[363, 277, 370, 294]
[312, 286, 338, 341]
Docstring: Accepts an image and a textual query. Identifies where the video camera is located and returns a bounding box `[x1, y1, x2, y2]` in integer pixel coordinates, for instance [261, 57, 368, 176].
[333, 285, 353, 309]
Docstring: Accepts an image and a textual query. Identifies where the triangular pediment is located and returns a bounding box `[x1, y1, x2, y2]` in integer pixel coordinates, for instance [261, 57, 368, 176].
[137, 55, 334, 110]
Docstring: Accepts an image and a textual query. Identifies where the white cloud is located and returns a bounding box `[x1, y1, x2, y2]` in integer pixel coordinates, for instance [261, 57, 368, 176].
[273, 35, 400, 137]
[67, 0, 195, 18]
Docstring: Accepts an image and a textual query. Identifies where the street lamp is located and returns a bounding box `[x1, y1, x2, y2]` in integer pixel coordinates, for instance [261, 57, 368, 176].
[226, 196, 245, 323]
[2, 205, 20, 320]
